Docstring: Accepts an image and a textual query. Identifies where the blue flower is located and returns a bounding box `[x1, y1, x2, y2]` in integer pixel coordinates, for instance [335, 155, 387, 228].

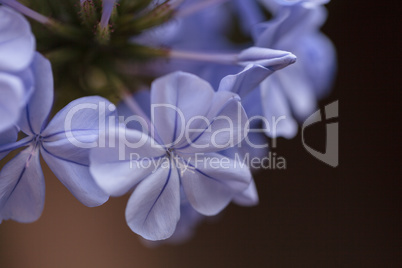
[153, 0, 335, 140]
[0, 53, 113, 223]
[0, 6, 35, 71]
[0, 0, 338, 243]
[90, 71, 253, 240]
[0, 6, 35, 132]
[253, 2, 336, 138]
[115, 66, 276, 242]
[132, 0, 296, 88]
[131, 0, 306, 142]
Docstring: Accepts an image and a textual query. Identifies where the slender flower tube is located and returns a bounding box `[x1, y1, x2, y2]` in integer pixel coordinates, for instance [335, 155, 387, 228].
[0, 0, 50, 24]
[100, 0, 117, 29]
[169, 47, 296, 68]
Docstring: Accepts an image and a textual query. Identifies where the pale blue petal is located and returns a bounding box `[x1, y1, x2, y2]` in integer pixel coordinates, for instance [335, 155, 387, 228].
[0, 6, 35, 72]
[219, 130, 269, 173]
[233, 179, 259, 206]
[38, 96, 118, 207]
[241, 86, 264, 119]
[275, 62, 317, 120]
[258, 0, 283, 14]
[254, 4, 333, 122]
[260, 77, 298, 139]
[169, 0, 231, 51]
[0, 147, 45, 223]
[298, 33, 337, 98]
[176, 91, 248, 154]
[11, 67, 35, 104]
[237, 47, 296, 70]
[150, 71, 215, 146]
[218, 65, 269, 98]
[41, 96, 118, 165]
[254, 5, 327, 48]
[181, 153, 251, 215]
[273, 0, 330, 7]
[218, 64, 273, 98]
[41, 145, 108, 207]
[253, 10, 290, 47]
[42, 96, 116, 138]
[0, 73, 25, 131]
[90, 128, 166, 196]
[42, 131, 98, 166]
[0, 126, 19, 160]
[160, 201, 205, 244]
[232, 0, 265, 33]
[18, 53, 53, 135]
[125, 160, 181, 241]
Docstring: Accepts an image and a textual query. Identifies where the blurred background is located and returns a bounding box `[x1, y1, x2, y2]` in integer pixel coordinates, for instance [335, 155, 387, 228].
[0, 1, 400, 267]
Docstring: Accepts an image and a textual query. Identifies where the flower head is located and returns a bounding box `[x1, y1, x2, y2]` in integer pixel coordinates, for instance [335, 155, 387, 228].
[0, 53, 115, 222]
[90, 71, 253, 240]
[0, 0, 337, 243]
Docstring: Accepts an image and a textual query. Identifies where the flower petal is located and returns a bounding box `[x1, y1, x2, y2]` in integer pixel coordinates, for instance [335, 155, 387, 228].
[177, 91, 248, 154]
[181, 153, 251, 215]
[13, 66, 35, 104]
[260, 76, 298, 139]
[42, 96, 116, 138]
[0, 6, 35, 72]
[41, 96, 117, 165]
[0, 147, 45, 223]
[253, 5, 333, 122]
[150, 71, 215, 146]
[232, 0, 265, 33]
[254, 5, 327, 48]
[125, 160, 181, 241]
[159, 201, 205, 245]
[18, 53, 53, 135]
[237, 47, 296, 70]
[275, 62, 317, 120]
[90, 128, 166, 197]
[298, 32, 337, 99]
[0, 126, 19, 161]
[233, 179, 259, 207]
[42, 130, 99, 166]
[41, 145, 108, 207]
[0, 73, 24, 131]
[218, 64, 271, 98]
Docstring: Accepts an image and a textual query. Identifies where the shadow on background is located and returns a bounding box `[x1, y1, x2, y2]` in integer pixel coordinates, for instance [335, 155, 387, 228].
[0, 1, 400, 267]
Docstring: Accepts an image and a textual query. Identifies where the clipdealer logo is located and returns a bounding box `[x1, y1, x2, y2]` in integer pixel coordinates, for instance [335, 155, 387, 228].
[302, 101, 339, 167]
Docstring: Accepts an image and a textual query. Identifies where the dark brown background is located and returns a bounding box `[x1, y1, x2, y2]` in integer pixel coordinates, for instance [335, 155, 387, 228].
[0, 1, 400, 267]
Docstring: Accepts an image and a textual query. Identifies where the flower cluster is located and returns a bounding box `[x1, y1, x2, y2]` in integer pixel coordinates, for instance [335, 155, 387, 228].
[0, 0, 336, 243]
